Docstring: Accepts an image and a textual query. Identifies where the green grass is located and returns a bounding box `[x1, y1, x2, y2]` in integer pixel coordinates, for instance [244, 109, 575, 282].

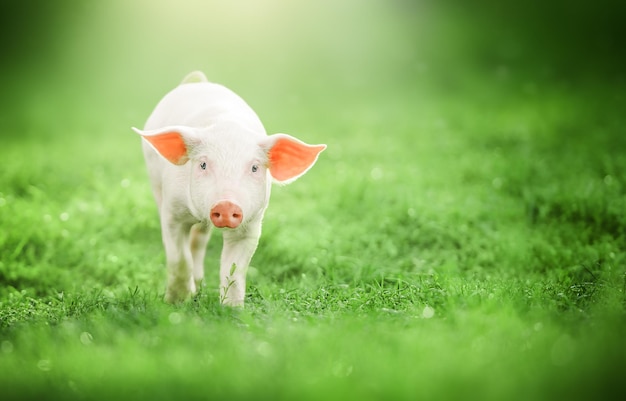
[1, 1, 626, 400]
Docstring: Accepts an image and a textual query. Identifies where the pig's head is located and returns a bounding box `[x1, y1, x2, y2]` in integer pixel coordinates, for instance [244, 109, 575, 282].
[133, 123, 326, 229]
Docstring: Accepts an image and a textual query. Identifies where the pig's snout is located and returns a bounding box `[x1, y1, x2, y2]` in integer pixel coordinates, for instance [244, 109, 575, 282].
[210, 201, 243, 229]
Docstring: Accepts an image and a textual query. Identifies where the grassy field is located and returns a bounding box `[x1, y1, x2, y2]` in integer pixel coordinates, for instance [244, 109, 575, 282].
[1, 1, 625, 400]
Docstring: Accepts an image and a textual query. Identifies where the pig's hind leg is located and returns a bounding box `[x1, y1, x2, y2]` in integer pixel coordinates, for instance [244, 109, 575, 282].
[190, 223, 212, 291]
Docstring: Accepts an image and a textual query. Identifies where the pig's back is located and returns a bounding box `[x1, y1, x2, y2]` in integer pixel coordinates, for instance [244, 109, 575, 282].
[144, 82, 266, 134]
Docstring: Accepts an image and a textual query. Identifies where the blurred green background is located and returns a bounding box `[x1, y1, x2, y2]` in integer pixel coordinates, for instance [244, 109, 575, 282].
[1, 1, 625, 400]
[2, 0, 624, 138]
[2, 0, 625, 197]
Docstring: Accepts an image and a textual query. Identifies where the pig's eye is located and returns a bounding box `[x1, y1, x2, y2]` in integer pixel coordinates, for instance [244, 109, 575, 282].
[200, 162, 207, 170]
[251, 164, 259, 173]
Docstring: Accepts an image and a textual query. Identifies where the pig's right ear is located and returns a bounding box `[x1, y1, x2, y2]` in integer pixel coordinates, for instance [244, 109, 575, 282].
[132, 126, 198, 165]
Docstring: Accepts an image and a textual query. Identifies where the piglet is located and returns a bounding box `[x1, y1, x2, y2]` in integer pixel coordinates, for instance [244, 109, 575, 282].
[133, 71, 326, 306]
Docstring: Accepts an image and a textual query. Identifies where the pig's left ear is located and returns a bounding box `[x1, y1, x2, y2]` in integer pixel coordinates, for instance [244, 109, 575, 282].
[261, 134, 326, 184]
[132, 126, 199, 165]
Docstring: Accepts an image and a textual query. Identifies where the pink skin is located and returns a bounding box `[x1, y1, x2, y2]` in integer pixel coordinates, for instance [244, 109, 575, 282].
[133, 71, 326, 306]
[210, 201, 243, 229]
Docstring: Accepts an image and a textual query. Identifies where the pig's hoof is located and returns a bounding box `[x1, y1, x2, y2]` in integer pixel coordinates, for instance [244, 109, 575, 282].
[164, 290, 191, 304]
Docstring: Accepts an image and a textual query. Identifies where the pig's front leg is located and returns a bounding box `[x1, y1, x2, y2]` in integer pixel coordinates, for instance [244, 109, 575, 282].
[161, 214, 195, 303]
[190, 223, 212, 290]
[219, 220, 262, 307]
